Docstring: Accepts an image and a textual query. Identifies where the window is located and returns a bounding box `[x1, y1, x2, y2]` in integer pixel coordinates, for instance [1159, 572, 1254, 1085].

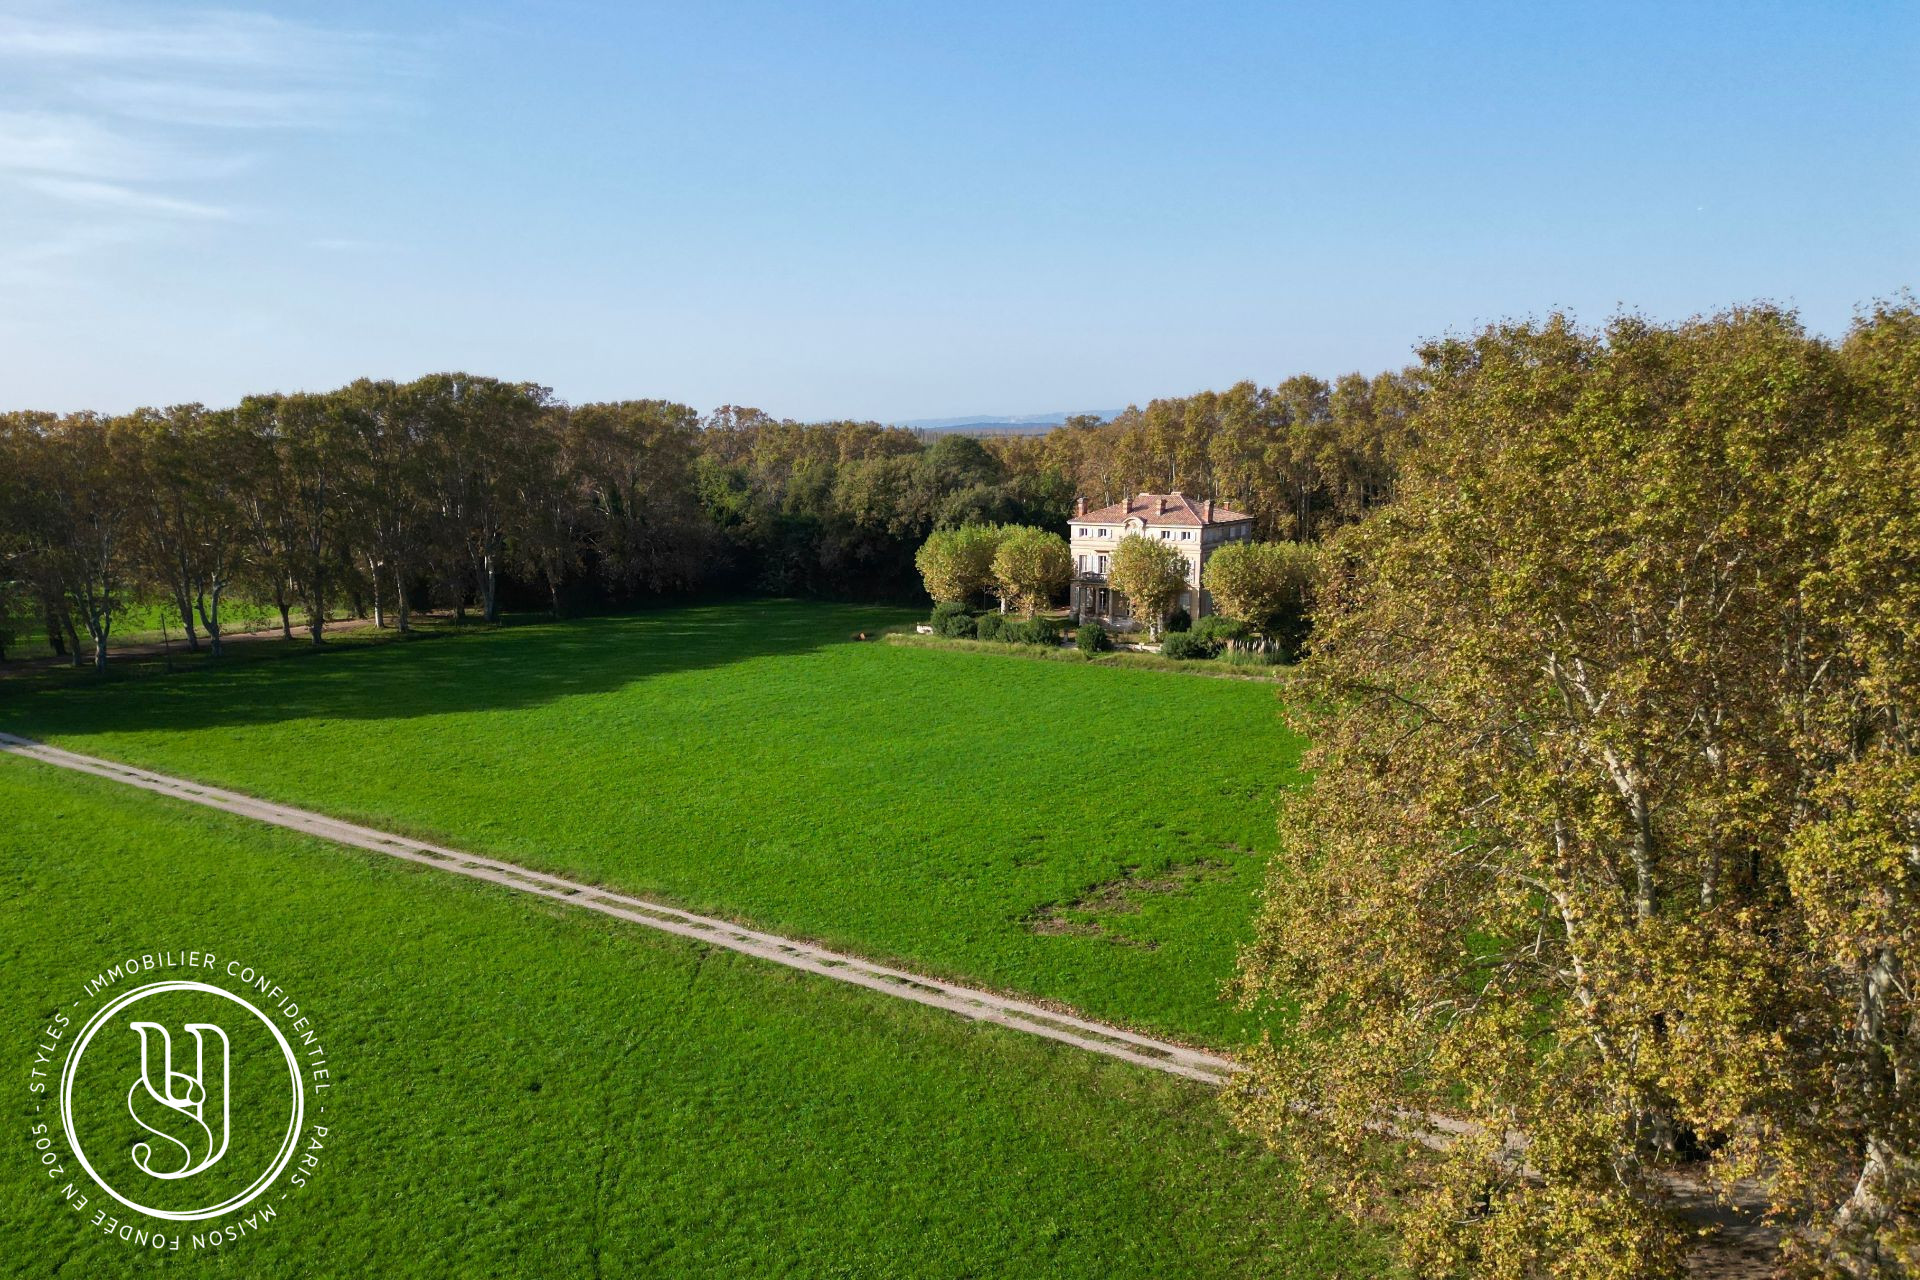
[1159, 529, 1171, 539]
[1077, 527, 1088, 537]
[1097, 554, 1109, 574]
[1180, 530, 1193, 540]
[1098, 528, 1109, 537]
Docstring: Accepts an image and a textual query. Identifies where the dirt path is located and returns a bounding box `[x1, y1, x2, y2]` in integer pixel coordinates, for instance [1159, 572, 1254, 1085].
[0, 731, 1237, 1086]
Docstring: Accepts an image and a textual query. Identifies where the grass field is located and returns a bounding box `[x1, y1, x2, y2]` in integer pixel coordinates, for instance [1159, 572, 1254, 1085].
[0, 757, 1384, 1277]
[0, 600, 1303, 1044]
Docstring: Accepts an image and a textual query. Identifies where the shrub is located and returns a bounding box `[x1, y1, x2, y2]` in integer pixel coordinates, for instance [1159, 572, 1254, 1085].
[975, 612, 1007, 642]
[1075, 621, 1112, 653]
[1190, 614, 1249, 647]
[1002, 617, 1059, 646]
[1164, 606, 1191, 633]
[931, 602, 976, 638]
[1159, 630, 1217, 660]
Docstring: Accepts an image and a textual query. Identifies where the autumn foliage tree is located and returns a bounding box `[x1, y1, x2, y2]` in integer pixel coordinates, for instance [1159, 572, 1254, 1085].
[1107, 534, 1188, 636]
[1229, 303, 1919, 1278]
[1201, 539, 1318, 648]
[990, 525, 1070, 616]
[22, 413, 136, 673]
[914, 524, 1005, 605]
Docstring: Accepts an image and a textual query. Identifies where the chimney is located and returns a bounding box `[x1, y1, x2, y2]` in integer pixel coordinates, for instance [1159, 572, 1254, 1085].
[1156, 497, 1167, 515]
[1202, 498, 1213, 521]
[1075, 496, 1087, 517]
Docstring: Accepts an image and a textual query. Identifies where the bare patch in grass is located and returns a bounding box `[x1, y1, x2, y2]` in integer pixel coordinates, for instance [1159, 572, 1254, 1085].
[1023, 859, 1230, 947]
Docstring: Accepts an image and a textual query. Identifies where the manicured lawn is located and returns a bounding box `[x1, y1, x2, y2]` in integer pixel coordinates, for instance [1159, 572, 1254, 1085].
[0, 600, 1303, 1043]
[0, 757, 1383, 1278]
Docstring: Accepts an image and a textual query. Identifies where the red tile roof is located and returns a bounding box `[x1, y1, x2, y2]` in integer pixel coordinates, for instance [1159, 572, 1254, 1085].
[1075, 492, 1251, 527]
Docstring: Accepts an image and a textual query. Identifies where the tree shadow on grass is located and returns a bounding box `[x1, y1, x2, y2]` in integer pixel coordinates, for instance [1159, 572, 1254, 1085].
[0, 599, 922, 739]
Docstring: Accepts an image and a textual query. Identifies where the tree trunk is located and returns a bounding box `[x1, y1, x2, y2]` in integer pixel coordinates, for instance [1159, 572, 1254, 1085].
[482, 551, 500, 623]
[63, 613, 82, 667]
[1833, 1134, 1902, 1276]
[396, 567, 411, 634]
[1830, 947, 1906, 1270]
[174, 586, 200, 652]
[305, 558, 325, 645]
[87, 608, 109, 674]
[275, 583, 292, 640]
[200, 585, 224, 658]
[368, 556, 385, 628]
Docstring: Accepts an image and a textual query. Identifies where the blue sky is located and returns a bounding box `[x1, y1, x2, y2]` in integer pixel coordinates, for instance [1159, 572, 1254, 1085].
[2, 1, 1915, 421]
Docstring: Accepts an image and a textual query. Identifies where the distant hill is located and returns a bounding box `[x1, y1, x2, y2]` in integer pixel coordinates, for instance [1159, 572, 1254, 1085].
[892, 410, 1123, 436]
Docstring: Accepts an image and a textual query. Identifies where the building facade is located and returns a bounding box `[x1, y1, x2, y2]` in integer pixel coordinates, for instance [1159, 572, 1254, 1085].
[1067, 492, 1254, 627]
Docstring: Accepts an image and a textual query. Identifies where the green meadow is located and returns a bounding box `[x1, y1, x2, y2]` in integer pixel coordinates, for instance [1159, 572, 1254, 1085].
[0, 600, 1304, 1044]
[0, 757, 1385, 1278]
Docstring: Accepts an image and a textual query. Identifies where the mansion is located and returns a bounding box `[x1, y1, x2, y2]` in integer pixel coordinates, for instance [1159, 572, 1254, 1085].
[1068, 492, 1254, 627]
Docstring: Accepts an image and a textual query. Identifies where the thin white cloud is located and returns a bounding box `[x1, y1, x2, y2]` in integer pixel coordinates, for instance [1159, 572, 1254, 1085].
[0, 9, 387, 72]
[77, 77, 387, 130]
[0, 221, 154, 294]
[0, 4, 410, 258]
[23, 175, 230, 220]
[0, 222, 147, 269]
[0, 109, 155, 179]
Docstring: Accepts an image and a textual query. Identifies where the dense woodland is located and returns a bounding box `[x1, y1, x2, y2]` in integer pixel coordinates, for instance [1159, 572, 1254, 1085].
[0, 368, 1417, 667]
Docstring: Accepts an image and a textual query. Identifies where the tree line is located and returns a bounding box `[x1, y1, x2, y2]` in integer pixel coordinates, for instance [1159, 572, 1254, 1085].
[0, 368, 1419, 669]
[0, 379, 715, 668]
[982, 369, 1420, 540]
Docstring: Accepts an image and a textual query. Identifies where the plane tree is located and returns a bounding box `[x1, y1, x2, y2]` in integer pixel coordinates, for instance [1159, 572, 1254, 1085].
[1229, 304, 1920, 1280]
[990, 525, 1069, 616]
[1107, 534, 1188, 637]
